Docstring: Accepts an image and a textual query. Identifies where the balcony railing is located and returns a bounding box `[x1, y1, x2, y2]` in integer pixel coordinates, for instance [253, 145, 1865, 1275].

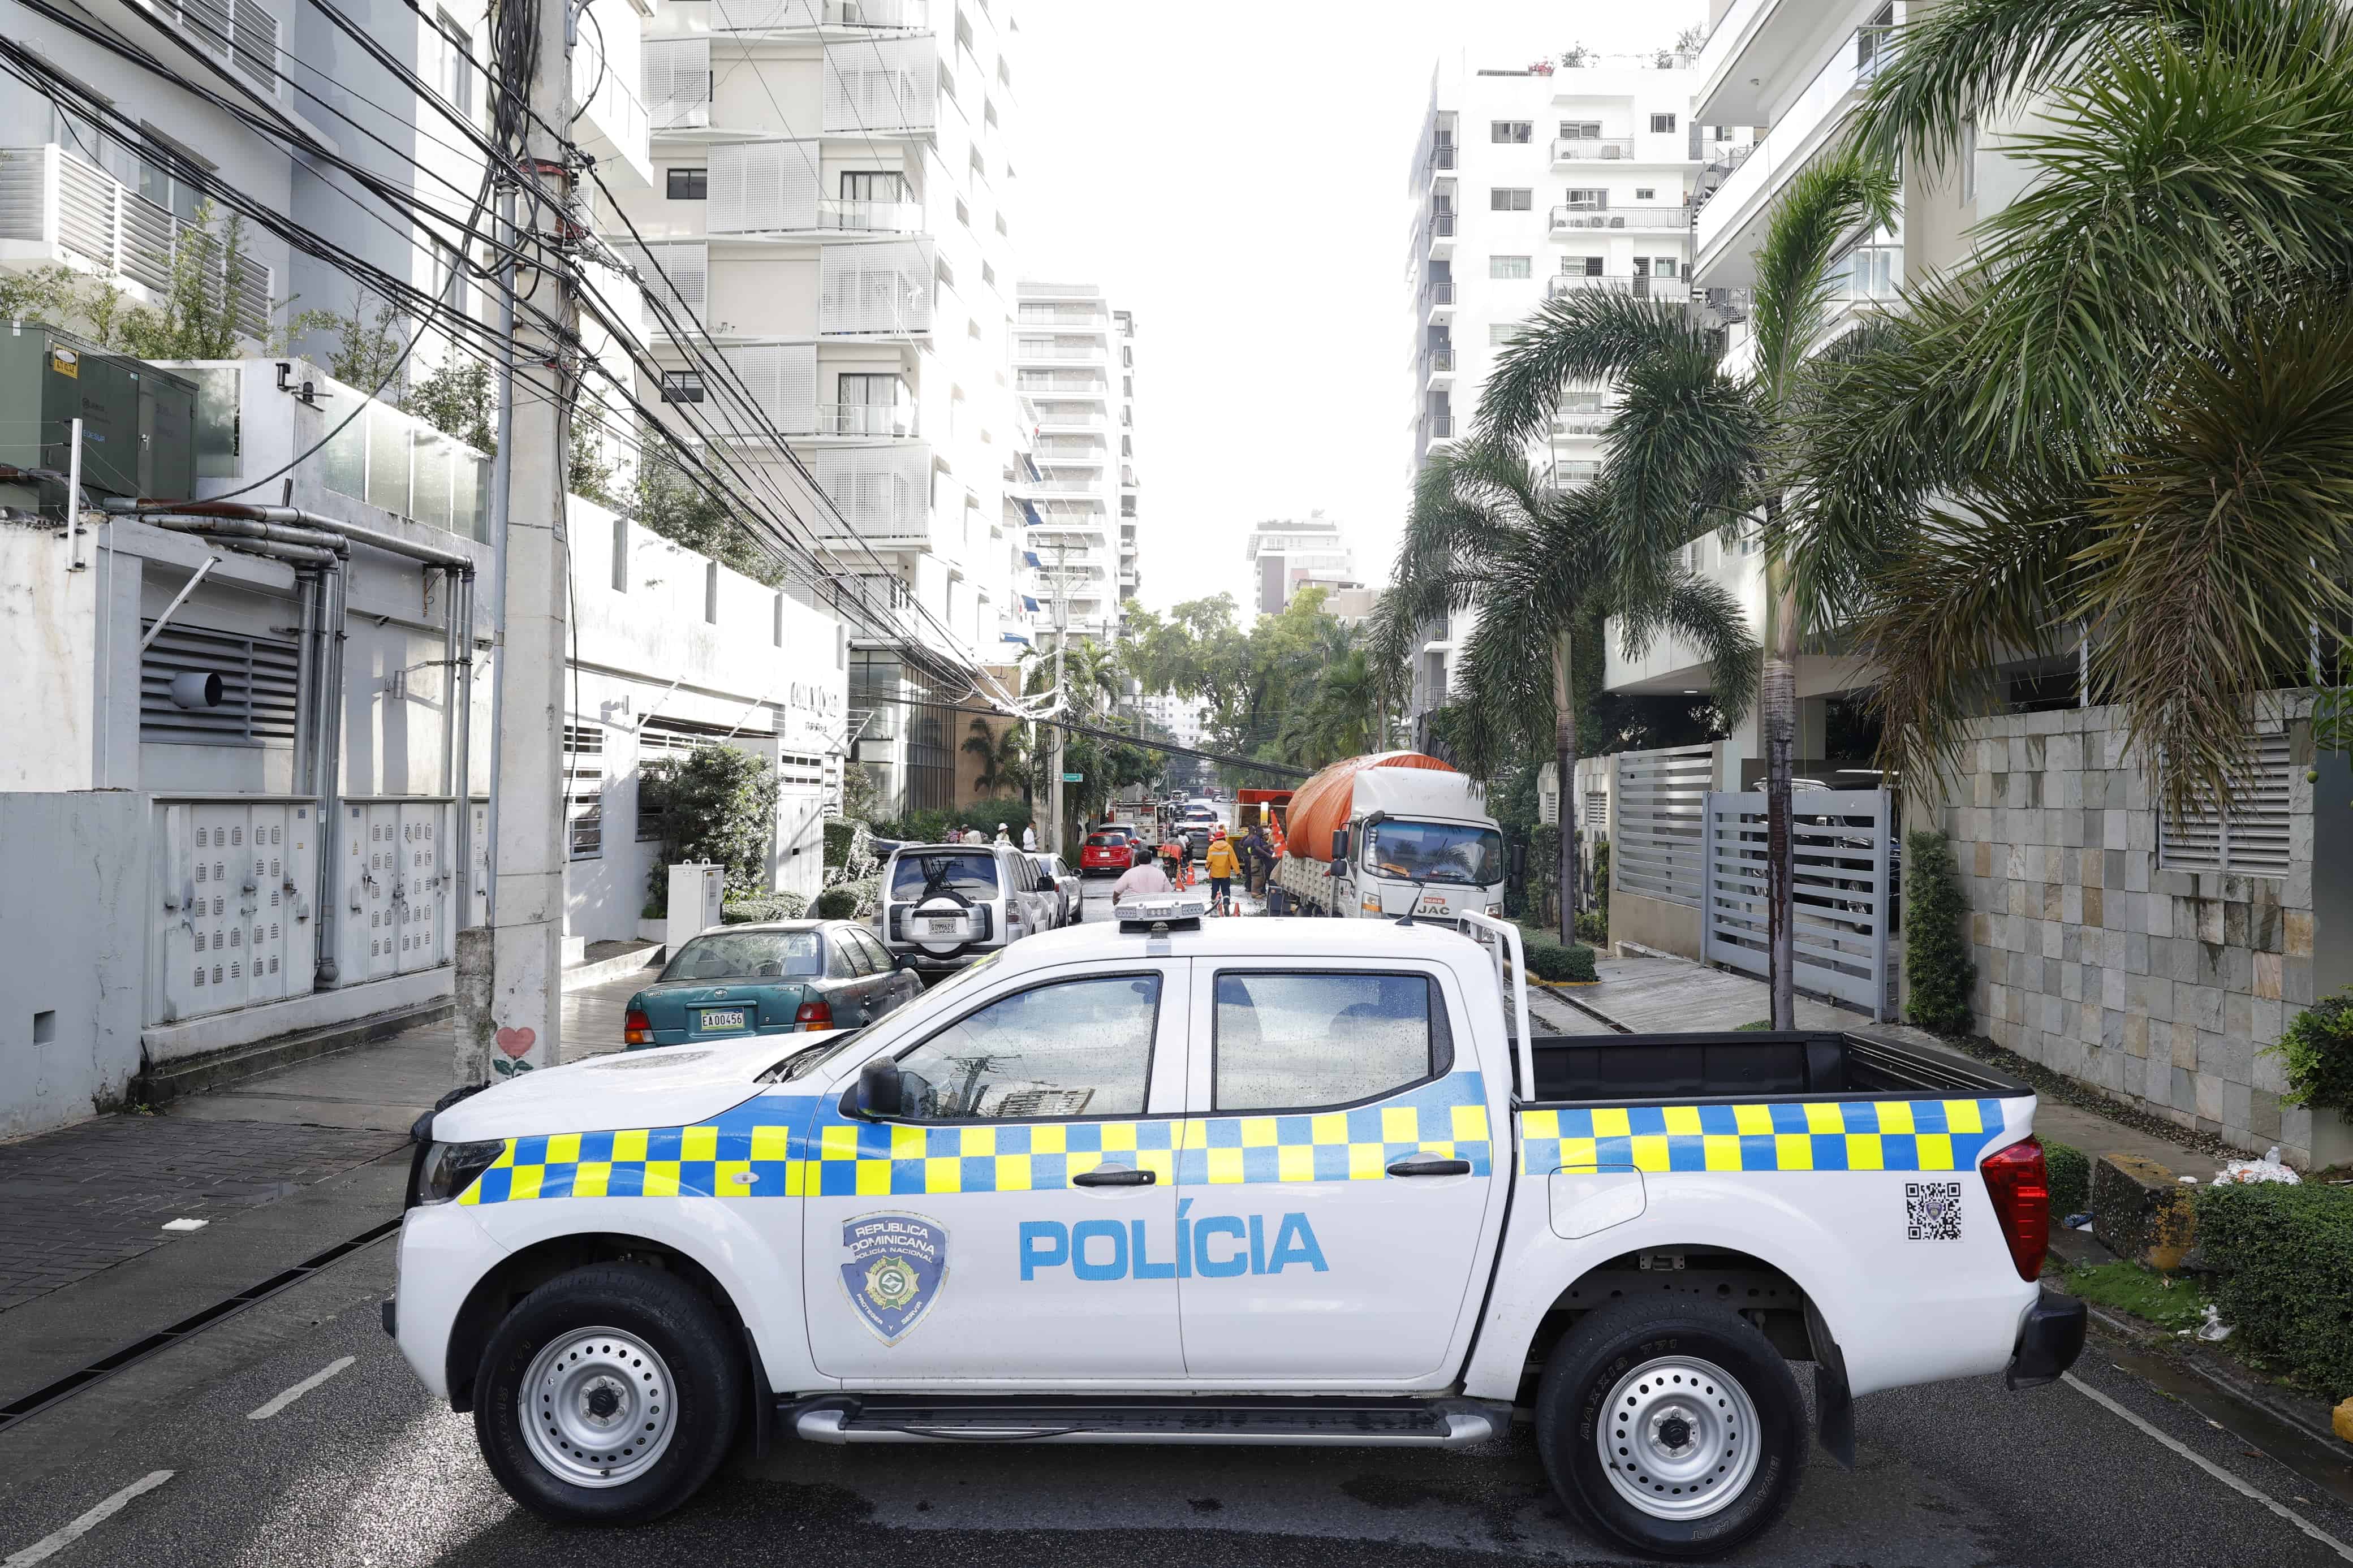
[1423, 279, 1456, 306]
[1017, 374, 1107, 394]
[1551, 137, 1635, 162]
[1017, 304, 1107, 326]
[1033, 438, 1104, 456]
[1551, 205, 1688, 231]
[818, 402, 919, 437]
[1550, 407, 1618, 435]
[710, 0, 929, 28]
[1429, 212, 1455, 237]
[0, 146, 272, 338]
[817, 197, 924, 232]
[1022, 281, 1103, 300]
[1424, 345, 1455, 373]
[1425, 414, 1454, 439]
[1033, 408, 1104, 427]
[1426, 144, 1457, 173]
[1019, 476, 1104, 494]
[1548, 273, 1678, 299]
[1696, 24, 1898, 255]
[1012, 343, 1102, 361]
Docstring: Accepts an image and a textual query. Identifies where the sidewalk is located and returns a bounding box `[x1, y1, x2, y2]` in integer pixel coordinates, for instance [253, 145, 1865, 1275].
[0, 954, 661, 1407]
[1524, 952, 2218, 1180]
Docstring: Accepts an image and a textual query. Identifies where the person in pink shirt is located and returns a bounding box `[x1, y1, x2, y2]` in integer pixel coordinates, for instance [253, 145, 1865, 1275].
[1110, 858, 1174, 907]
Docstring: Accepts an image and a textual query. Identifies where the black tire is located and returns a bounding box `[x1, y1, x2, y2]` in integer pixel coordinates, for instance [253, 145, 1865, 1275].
[474, 1263, 746, 1526]
[1534, 1298, 1805, 1561]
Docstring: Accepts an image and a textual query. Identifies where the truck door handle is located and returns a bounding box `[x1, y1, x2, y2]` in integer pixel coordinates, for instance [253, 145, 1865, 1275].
[1386, 1154, 1471, 1177]
[1072, 1165, 1154, 1187]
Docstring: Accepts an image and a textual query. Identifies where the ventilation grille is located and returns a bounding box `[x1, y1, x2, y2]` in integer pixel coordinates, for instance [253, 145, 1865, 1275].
[2158, 732, 2294, 877]
[644, 38, 712, 128]
[140, 622, 300, 745]
[709, 139, 820, 233]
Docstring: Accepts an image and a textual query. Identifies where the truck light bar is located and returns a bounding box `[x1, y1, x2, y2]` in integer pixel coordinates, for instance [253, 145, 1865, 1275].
[1117, 893, 1211, 932]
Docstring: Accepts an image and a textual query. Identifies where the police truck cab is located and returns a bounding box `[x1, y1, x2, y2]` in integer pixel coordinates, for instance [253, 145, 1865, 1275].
[390, 902, 2081, 1559]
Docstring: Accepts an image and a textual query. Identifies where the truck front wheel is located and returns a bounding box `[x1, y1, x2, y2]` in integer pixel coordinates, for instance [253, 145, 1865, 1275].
[473, 1263, 746, 1525]
[1535, 1298, 1805, 1560]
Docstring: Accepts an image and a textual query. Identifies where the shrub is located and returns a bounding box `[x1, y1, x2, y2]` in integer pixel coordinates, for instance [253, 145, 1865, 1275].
[1591, 837, 1611, 917]
[2043, 1139, 2089, 1218]
[1523, 936, 1599, 984]
[642, 744, 782, 908]
[823, 819, 859, 869]
[2198, 1182, 2353, 1399]
[1903, 828, 1975, 1035]
[2270, 988, 2353, 1111]
[721, 892, 807, 926]
[812, 887, 860, 921]
[1574, 908, 1608, 945]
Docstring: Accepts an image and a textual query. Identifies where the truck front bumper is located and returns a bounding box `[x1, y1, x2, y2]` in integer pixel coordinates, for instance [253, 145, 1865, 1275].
[2006, 1286, 2087, 1389]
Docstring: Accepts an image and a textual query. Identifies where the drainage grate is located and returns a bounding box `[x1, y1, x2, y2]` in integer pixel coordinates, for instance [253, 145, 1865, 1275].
[0, 1218, 402, 1434]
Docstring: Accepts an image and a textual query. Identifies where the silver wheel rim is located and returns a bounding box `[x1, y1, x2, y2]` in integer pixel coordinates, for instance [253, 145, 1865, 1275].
[1594, 1354, 1760, 1521]
[519, 1327, 677, 1488]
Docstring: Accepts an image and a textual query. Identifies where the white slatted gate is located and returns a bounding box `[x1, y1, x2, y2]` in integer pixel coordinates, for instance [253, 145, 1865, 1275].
[1610, 744, 1715, 907]
[1700, 789, 1894, 1020]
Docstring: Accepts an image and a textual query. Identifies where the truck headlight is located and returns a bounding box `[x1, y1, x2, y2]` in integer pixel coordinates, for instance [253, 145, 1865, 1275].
[410, 1139, 506, 1207]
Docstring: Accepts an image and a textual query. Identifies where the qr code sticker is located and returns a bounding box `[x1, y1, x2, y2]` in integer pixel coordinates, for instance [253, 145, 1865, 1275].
[1906, 1180, 1964, 1241]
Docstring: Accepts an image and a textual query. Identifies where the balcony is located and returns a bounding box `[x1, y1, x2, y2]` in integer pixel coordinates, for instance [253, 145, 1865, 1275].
[0, 146, 272, 339]
[1421, 279, 1455, 319]
[1695, 24, 1897, 279]
[1032, 405, 1104, 430]
[1016, 374, 1107, 395]
[709, 0, 928, 32]
[1033, 437, 1104, 458]
[1015, 476, 1104, 495]
[1550, 137, 1636, 162]
[1540, 459, 1602, 491]
[1548, 273, 1679, 299]
[1012, 342, 1103, 363]
[572, 6, 652, 188]
[1551, 205, 1689, 232]
[1423, 344, 1455, 376]
[816, 197, 924, 232]
[817, 402, 920, 437]
[1017, 305, 1107, 329]
[1425, 144, 1458, 174]
[1424, 414, 1455, 440]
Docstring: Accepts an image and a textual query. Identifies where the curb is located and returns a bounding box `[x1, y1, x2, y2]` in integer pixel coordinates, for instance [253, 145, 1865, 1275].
[136, 996, 454, 1106]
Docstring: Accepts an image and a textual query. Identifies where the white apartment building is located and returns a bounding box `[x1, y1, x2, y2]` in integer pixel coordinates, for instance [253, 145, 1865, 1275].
[1404, 52, 1714, 736]
[1011, 278, 1136, 644]
[621, 0, 1028, 814]
[1246, 510, 1361, 619]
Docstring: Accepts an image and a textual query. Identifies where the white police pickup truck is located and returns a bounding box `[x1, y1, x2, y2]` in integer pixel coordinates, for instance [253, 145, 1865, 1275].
[389, 903, 2083, 1560]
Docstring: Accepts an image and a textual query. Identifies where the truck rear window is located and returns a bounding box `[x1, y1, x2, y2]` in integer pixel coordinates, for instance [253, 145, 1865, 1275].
[890, 852, 1000, 900]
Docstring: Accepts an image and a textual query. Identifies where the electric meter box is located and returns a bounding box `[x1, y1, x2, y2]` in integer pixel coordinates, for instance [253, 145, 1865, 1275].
[0, 323, 198, 516]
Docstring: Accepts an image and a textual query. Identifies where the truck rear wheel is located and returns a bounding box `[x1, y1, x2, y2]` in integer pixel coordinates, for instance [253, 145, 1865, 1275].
[1535, 1298, 1804, 1560]
[473, 1263, 745, 1525]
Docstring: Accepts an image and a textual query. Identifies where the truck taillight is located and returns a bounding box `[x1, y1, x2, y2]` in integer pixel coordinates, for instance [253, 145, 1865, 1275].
[623, 1009, 653, 1046]
[1980, 1138, 2050, 1281]
[795, 999, 834, 1030]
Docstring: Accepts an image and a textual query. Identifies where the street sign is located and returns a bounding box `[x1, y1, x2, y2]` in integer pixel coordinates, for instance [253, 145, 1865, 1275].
[1062, 772, 1083, 783]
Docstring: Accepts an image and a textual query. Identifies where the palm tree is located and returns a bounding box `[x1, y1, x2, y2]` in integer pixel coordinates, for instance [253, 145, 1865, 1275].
[1781, 0, 2353, 819]
[1277, 645, 1387, 767]
[1375, 440, 1759, 947]
[962, 715, 1029, 801]
[1475, 155, 1893, 1020]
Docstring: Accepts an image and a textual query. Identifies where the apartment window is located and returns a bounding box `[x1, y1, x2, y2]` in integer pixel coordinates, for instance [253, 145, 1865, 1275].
[437, 14, 474, 117]
[661, 370, 705, 404]
[1653, 257, 1679, 278]
[954, 7, 974, 51]
[937, 255, 956, 287]
[955, 196, 971, 226]
[1634, 187, 1656, 201]
[1559, 120, 1601, 140]
[1488, 322, 1521, 345]
[969, 148, 986, 180]
[564, 723, 605, 859]
[1566, 188, 1607, 210]
[1122, 376, 1133, 398]
[1846, 245, 1898, 299]
[666, 167, 708, 200]
[842, 170, 906, 202]
[1649, 112, 1678, 133]
[984, 98, 999, 128]
[995, 213, 1008, 236]
[1490, 119, 1532, 143]
[1489, 187, 1532, 211]
[982, 261, 996, 288]
[1565, 254, 1604, 275]
[1489, 256, 1531, 279]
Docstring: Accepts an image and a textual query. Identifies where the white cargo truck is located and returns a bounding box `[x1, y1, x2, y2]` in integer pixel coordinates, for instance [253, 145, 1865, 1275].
[1273, 753, 1507, 925]
[387, 904, 2080, 1559]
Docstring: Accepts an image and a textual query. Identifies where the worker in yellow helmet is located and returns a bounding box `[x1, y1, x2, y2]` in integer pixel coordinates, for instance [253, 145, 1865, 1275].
[1204, 827, 1240, 917]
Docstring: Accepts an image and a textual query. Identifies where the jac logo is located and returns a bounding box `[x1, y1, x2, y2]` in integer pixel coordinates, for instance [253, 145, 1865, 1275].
[1019, 1200, 1328, 1282]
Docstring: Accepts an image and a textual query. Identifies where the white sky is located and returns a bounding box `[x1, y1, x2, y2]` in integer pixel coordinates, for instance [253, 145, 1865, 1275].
[1010, 0, 1708, 616]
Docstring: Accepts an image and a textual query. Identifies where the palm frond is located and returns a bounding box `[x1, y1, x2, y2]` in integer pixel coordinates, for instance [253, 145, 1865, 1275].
[1477, 292, 1718, 448]
[1748, 152, 1898, 410]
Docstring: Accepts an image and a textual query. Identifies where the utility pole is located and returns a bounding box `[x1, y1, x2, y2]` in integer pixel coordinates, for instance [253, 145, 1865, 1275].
[1046, 535, 1070, 857]
[456, 0, 574, 1083]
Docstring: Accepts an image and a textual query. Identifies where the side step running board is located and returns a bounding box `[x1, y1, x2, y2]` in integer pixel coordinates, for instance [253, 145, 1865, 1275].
[794, 1398, 1498, 1448]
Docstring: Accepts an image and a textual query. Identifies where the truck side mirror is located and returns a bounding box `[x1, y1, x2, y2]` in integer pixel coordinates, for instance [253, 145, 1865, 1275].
[1329, 827, 1351, 872]
[853, 1057, 903, 1120]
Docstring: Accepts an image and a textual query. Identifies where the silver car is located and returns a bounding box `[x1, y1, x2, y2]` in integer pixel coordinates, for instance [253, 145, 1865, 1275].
[1025, 852, 1083, 927]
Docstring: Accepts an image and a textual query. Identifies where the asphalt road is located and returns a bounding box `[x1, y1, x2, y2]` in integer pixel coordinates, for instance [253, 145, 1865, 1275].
[7, 880, 2351, 1566]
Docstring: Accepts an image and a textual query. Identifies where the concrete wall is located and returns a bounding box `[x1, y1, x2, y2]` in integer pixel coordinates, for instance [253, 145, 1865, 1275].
[0, 792, 144, 1138]
[1610, 888, 1703, 961]
[1928, 701, 2326, 1163]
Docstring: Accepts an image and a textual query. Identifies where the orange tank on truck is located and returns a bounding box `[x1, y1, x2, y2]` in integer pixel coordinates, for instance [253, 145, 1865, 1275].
[1281, 751, 1463, 862]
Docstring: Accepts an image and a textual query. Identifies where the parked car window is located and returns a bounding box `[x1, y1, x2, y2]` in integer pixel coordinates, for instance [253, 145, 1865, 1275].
[890, 851, 1001, 900]
[894, 974, 1162, 1120]
[1212, 971, 1451, 1112]
[827, 936, 863, 978]
[851, 930, 893, 972]
[1087, 834, 1116, 848]
[661, 931, 822, 981]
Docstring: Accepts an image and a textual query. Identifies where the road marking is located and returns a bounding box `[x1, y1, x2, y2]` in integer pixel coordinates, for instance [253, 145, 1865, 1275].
[247, 1356, 355, 1420]
[2065, 1373, 2353, 1563]
[3, 1471, 173, 1565]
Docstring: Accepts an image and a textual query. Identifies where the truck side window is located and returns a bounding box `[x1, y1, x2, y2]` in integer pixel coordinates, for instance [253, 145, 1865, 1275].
[1212, 972, 1451, 1112]
[894, 974, 1161, 1120]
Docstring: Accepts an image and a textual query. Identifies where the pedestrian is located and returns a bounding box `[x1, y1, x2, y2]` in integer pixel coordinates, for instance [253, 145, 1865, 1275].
[1158, 836, 1181, 883]
[1246, 823, 1274, 897]
[1109, 854, 1173, 909]
[1022, 823, 1037, 852]
[994, 822, 1012, 847]
[1204, 827, 1238, 915]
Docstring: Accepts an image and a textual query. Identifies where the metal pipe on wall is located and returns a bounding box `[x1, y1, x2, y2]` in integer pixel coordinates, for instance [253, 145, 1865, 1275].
[312, 563, 348, 988]
[451, 568, 476, 931]
[291, 567, 321, 790]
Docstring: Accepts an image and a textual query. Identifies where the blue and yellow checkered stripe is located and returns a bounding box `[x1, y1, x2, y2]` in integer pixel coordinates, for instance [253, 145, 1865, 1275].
[1516, 1097, 2005, 1174]
[459, 1074, 1493, 1206]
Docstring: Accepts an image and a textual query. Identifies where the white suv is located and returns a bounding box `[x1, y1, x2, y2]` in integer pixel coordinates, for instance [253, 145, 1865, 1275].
[878, 843, 1044, 975]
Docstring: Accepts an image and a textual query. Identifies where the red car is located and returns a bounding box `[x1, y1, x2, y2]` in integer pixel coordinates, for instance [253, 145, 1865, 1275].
[1079, 829, 1137, 876]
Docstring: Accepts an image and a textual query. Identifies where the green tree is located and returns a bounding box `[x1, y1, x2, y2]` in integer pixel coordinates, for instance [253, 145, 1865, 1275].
[1373, 439, 1758, 947]
[641, 744, 781, 903]
[1473, 152, 1893, 1013]
[402, 355, 496, 453]
[291, 291, 408, 392]
[632, 446, 785, 586]
[1786, 0, 2353, 818]
[962, 714, 1030, 800]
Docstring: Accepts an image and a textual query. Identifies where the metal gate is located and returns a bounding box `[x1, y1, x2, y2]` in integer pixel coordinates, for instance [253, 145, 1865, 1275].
[1611, 744, 1716, 907]
[1699, 789, 1894, 1020]
[152, 798, 318, 1025]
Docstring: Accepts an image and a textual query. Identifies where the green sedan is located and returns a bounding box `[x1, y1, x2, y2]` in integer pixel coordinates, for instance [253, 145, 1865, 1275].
[622, 920, 920, 1049]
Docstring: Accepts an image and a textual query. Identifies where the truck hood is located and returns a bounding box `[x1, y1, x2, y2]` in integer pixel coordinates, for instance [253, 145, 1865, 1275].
[430, 1032, 849, 1142]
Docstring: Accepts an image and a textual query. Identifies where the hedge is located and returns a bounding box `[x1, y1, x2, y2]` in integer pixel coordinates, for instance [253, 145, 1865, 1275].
[719, 892, 807, 925]
[812, 887, 860, 921]
[2197, 1181, 2353, 1400]
[1524, 937, 1599, 984]
[2043, 1138, 2089, 1219]
[1903, 828, 1974, 1035]
[823, 819, 859, 869]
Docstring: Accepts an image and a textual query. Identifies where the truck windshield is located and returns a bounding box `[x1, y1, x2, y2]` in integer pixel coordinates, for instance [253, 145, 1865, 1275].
[1366, 819, 1505, 885]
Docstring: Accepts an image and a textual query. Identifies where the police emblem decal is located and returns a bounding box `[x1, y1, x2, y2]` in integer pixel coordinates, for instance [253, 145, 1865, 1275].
[839, 1212, 948, 1345]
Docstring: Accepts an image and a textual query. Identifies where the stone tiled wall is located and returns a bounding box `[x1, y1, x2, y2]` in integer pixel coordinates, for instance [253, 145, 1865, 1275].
[1928, 702, 2317, 1163]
